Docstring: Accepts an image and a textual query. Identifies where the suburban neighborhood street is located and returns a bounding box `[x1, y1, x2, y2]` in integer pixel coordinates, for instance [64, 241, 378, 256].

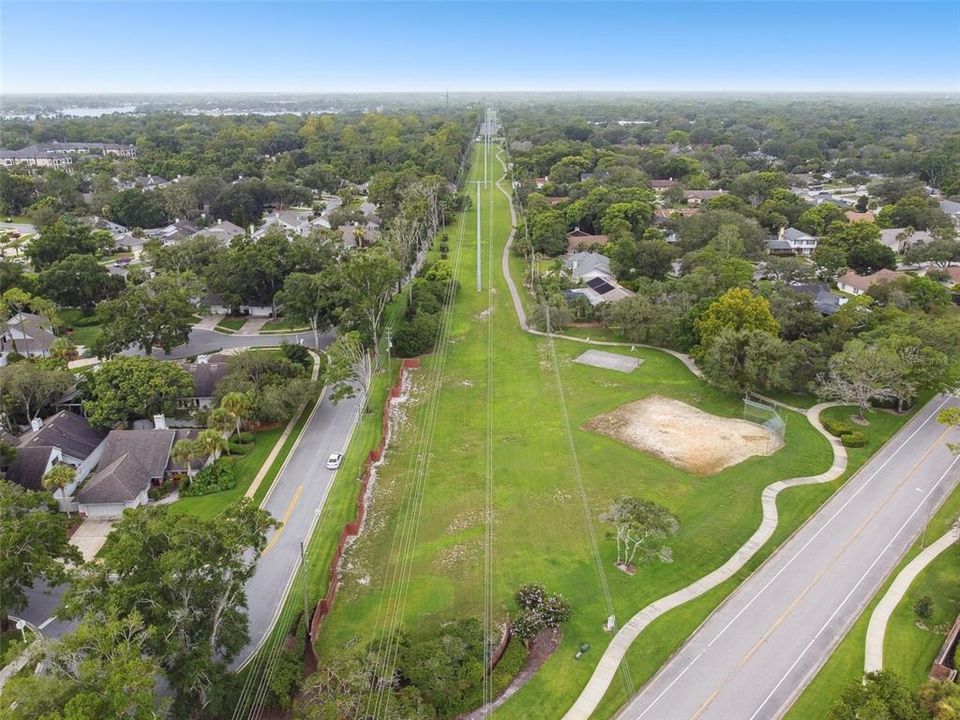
[232, 385, 362, 667]
[125, 326, 335, 360]
[617, 394, 960, 720]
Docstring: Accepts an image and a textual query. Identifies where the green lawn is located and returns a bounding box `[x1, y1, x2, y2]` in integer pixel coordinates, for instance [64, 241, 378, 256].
[786, 480, 960, 720]
[170, 426, 285, 520]
[261, 317, 309, 333]
[216, 316, 246, 333]
[57, 307, 102, 348]
[303, 143, 913, 720]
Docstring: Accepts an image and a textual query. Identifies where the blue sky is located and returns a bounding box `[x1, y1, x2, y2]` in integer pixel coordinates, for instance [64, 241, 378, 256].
[2, 1, 958, 94]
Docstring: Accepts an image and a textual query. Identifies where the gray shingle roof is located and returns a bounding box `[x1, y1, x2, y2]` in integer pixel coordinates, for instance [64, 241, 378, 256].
[6, 446, 55, 491]
[16, 411, 106, 460]
[77, 429, 175, 504]
[183, 361, 228, 397]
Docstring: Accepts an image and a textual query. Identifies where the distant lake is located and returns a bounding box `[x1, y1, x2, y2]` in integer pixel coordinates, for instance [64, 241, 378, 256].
[1, 105, 138, 119]
[61, 105, 137, 117]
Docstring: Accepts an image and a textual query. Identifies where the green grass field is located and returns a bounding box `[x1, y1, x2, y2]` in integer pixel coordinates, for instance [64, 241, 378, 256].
[216, 316, 246, 333]
[261, 317, 309, 333]
[786, 482, 960, 720]
[303, 143, 925, 719]
[57, 308, 102, 348]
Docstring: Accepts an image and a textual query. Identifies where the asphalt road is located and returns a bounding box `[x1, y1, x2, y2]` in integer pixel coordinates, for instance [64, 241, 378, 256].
[123, 327, 335, 360]
[19, 329, 339, 640]
[618, 394, 960, 720]
[231, 383, 363, 668]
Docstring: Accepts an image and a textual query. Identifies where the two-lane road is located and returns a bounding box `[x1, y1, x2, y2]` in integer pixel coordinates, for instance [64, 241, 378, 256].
[232, 383, 363, 667]
[619, 394, 960, 720]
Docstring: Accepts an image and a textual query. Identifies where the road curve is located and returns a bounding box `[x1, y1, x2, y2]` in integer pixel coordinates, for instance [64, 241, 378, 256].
[615, 394, 959, 720]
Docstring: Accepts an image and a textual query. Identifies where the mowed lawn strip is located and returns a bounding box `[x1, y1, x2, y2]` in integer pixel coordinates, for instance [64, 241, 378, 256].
[785, 474, 960, 720]
[308, 143, 861, 720]
[171, 385, 321, 520]
[587, 402, 922, 719]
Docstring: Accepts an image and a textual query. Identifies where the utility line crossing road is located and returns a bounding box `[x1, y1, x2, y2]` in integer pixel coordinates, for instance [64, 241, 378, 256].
[617, 394, 960, 720]
[232, 385, 362, 668]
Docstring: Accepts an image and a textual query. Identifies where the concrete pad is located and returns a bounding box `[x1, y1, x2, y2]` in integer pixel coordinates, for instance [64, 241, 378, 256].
[237, 317, 270, 335]
[70, 518, 116, 561]
[193, 315, 222, 331]
[573, 349, 641, 373]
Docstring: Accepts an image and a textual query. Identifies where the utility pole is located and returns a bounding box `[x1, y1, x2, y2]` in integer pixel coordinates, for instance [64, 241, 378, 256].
[476, 180, 482, 292]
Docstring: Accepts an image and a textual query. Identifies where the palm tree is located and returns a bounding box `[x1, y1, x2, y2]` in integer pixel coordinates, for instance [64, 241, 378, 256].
[171, 439, 201, 480]
[219, 392, 253, 443]
[42, 464, 76, 517]
[197, 428, 228, 462]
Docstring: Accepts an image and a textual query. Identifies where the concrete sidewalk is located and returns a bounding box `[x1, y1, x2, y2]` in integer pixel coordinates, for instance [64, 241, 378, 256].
[865, 524, 959, 672]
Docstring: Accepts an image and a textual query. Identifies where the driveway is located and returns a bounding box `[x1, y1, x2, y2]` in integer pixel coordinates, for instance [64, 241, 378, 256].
[69, 518, 116, 561]
[616, 395, 960, 720]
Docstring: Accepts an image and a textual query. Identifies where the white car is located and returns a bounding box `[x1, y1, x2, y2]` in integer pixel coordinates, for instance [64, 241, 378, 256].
[325, 452, 343, 470]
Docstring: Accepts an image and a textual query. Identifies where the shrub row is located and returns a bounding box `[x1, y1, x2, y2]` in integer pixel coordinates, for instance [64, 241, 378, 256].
[180, 459, 237, 497]
[841, 430, 868, 448]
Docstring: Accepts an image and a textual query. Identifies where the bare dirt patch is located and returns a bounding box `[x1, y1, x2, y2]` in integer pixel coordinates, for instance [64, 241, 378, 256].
[584, 395, 782, 476]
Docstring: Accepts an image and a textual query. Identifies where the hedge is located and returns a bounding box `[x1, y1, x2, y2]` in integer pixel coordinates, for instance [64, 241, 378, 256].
[841, 431, 868, 448]
[823, 418, 857, 437]
[180, 459, 237, 497]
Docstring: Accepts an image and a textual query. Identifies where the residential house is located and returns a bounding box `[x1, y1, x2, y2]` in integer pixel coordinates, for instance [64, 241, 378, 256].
[76, 427, 212, 517]
[844, 211, 875, 223]
[650, 178, 679, 191]
[684, 189, 726, 206]
[567, 276, 634, 306]
[534, 177, 549, 189]
[203, 291, 273, 318]
[81, 216, 129, 240]
[768, 227, 818, 257]
[879, 228, 935, 254]
[790, 283, 847, 316]
[653, 207, 700, 223]
[939, 199, 960, 226]
[189, 219, 246, 244]
[254, 209, 330, 239]
[563, 252, 614, 282]
[7, 411, 107, 509]
[566, 227, 609, 253]
[837, 268, 904, 296]
[340, 221, 380, 248]
[2, 312, 57, 357]
[179, 354, 229, 410]
[145, 218, 201, 244]
[562, 251, 633, 306]
[925, 266, 960, 286]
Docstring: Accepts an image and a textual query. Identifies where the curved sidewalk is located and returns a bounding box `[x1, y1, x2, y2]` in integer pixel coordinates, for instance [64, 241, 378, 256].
[492, 147, 849, 720]
[864, 524, 959, 673]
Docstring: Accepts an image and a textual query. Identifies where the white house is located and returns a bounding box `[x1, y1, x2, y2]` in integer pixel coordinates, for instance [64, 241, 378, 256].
[837, 268, 904, 296]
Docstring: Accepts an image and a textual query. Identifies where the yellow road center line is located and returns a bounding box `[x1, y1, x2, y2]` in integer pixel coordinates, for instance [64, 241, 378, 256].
[262, 483, 303, 556]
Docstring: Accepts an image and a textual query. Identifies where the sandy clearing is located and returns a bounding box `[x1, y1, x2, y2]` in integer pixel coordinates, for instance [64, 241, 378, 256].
[584, 395, 782, 475]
